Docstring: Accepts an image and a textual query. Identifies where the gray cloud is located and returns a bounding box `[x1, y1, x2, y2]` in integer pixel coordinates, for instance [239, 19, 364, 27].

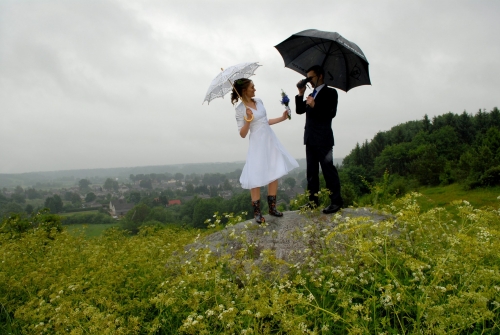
[0, 0, 499, 173]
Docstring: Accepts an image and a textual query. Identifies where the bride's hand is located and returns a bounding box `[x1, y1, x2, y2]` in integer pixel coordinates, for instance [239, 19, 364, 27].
[245, 108, 253, 120]
[282, 111, 288, 120]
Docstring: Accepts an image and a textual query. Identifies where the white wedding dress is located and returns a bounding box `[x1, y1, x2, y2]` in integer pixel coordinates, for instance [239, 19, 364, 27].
[235, 98, 299, 189]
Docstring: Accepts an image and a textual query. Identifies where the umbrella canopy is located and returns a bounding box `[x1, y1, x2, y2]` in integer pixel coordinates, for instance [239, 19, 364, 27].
[274, 29, 371, 92]
[203, 62, 261, 104]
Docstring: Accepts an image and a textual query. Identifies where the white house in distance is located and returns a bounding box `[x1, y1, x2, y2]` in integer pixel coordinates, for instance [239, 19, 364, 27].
[109, 199, 135, 218]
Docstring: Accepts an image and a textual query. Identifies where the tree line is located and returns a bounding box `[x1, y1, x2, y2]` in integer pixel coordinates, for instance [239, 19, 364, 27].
[340, 107, 500, 198]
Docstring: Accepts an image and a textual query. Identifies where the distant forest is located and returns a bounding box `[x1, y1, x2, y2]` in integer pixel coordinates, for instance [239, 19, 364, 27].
[339, 107, 500, 199]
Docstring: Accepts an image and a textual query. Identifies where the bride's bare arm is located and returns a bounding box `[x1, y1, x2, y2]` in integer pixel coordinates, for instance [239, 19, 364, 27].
[269, 111, 288, 125]
[239, 108, 253, 138]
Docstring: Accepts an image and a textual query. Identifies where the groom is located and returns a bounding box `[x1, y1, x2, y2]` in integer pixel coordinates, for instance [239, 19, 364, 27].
[295, 65, 343, 214]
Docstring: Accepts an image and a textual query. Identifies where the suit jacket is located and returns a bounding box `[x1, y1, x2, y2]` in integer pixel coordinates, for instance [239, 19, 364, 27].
[295, 86, 338, 147]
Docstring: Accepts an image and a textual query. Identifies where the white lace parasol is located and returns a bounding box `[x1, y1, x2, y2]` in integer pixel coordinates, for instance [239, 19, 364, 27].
[203, 62, 261, 105]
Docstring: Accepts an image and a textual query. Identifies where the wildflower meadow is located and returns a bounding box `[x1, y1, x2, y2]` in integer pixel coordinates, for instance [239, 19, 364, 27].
[1, 193, 500, 334]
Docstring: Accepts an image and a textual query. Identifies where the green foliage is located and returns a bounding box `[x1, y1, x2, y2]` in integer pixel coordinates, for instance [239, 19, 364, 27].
[25, 204, 34, 215]
[479, 166, 500, 187]
[408, 144, 445, 185]
[121, 203, 151, 234]
[32, 210, 63, 237]
[85, 192, 96, 203]
[204, 211, 247, 229]
[357, 170, 397, 207]
[0, 225, 195, 334]
[44, 195, 63, 213]
[11, 190, 26, 204]
[157, 194, 168, 206]
[202, 173, 226, 186]
[289, 188, 332, 211]
[128, 191, 141, 204]
[25, 188, 42, 199]
[0, 208, 62, 239]
[374, 142, 414, 176]
[1, 213, 32, 236]
[2, 194, 500, 333]
[65, 223, 118, 238]
[62, 207, 101, 214]
[69, 192, 82, 206]
[78, 179, 91, 191]
[62, 212, 115, 225]
[416, 183, 500, 213]
[459, 127, 500, 189]
[0, 202, 24, 220]
[139, 178, 153, 189]
[147, 206, 175, 224]
[185, 183, 195, 194]
[222, 179, 233, 191]
[192, 198, 223, 228]
[103, 178, 119, 192]
[64, 191, 75, 201]
[339, 182, 357, 207]
[172, 193, 253, 228]
[343, 108, 500, 191]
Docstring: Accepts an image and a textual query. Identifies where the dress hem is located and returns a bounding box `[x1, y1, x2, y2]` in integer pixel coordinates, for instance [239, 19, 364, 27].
[240, 166, 298, 190]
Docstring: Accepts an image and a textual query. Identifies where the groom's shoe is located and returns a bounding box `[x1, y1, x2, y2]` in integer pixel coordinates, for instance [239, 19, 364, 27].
[322, 203, 342, 214]
[300, 201, 319, 210]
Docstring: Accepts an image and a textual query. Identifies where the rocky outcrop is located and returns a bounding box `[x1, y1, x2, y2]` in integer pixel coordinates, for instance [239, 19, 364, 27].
[185, 208, 394, 264]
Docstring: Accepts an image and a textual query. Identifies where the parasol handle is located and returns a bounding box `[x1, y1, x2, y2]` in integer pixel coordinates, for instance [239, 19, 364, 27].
[221, 67, 246, 108]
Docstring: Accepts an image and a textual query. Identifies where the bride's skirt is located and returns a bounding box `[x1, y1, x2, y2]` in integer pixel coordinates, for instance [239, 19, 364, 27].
[240, 125, 299, 189]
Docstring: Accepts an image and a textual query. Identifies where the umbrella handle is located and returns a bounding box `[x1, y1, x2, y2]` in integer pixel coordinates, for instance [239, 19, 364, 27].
[221, 67, 246, 109]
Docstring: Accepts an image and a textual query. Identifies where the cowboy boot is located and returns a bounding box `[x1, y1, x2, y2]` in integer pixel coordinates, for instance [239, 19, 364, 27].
[252, 199, 265, 224]
[267, 195, 283, 217]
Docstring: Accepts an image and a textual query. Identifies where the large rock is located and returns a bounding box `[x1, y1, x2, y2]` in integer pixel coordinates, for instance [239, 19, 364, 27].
[185, 208, 394, 264]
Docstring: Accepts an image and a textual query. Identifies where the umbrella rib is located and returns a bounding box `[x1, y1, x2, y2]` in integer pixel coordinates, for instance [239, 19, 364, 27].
[342, 46, 350, 90]
[308, 37, 328, 54]
[320, 42, 334, 68]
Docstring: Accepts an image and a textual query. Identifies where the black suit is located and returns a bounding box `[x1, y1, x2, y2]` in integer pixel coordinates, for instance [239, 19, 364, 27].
[295, 86, 343, 206]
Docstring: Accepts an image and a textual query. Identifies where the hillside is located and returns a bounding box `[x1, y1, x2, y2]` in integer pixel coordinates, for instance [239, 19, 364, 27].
[1, 194, 499, 333]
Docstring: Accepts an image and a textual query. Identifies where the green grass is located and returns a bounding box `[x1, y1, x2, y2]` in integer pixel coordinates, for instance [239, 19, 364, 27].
[64, 223, 118, 238]
[59, 210, 99, 217]
[416, 183, 500, 212]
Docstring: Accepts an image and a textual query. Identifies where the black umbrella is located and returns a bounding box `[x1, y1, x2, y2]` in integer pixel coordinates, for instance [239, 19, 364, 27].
[274, 29, 371, 92]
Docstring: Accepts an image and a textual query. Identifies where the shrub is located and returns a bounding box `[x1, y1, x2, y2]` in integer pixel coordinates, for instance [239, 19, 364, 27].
[479, 165, 500, 187]
[1, 209, 62, 239]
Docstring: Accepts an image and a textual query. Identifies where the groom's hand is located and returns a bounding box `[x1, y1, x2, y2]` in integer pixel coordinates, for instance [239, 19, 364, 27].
[306, 96, 315, 108]
[297, 82, 306, 96]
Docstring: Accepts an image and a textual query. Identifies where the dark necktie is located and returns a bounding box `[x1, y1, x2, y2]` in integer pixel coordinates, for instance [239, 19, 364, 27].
[311, 89, 317, 98]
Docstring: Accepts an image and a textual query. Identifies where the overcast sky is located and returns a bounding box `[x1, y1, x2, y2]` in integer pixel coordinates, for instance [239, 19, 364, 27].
[1, 0, 499, 174]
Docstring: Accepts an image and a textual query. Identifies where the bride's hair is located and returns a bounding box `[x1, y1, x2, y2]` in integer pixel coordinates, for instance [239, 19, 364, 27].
[231, 78, 252, 105]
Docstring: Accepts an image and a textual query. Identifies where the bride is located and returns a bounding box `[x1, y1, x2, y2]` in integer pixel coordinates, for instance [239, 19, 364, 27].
[232, 78, 299, 223]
